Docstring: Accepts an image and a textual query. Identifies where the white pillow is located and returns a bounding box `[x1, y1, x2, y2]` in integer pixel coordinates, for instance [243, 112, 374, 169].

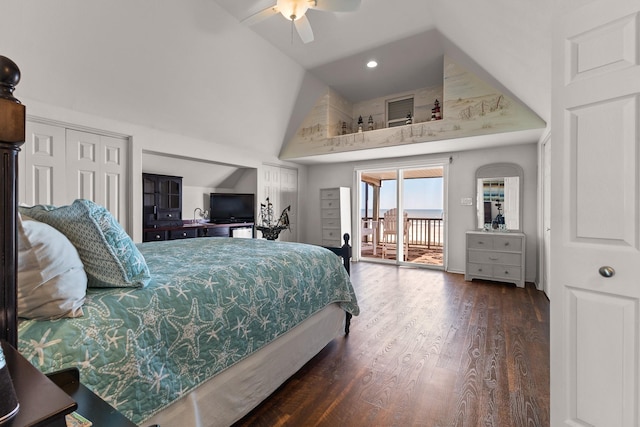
[17, 213, 87, 320]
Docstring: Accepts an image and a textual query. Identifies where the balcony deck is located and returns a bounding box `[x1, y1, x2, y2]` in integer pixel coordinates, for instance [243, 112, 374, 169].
[360, 217, 444, 266]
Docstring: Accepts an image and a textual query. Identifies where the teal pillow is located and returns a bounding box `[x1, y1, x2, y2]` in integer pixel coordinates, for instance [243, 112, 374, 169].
[19, 200, 151, 288]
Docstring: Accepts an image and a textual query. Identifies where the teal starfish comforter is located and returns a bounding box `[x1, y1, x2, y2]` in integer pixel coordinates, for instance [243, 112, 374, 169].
[18, 237, 359, 424]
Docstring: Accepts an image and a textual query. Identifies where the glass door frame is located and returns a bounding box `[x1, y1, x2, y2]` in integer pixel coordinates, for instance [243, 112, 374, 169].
[353, 158, 449, 270]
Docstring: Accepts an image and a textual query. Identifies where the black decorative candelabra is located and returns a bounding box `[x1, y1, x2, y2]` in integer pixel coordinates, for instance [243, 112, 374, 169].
[256, 197, 291, 240]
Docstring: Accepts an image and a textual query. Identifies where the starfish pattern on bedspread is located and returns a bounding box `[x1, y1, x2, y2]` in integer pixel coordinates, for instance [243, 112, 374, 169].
[18, 237, 359, 424]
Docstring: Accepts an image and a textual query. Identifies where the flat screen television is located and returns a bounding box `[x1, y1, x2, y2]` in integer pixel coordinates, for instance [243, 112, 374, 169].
[209, 193, 255, 223]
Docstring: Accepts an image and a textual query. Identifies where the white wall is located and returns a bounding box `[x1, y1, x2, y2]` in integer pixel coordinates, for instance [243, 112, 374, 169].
[21, 98, 303, 241]
[302, 142, 538, 283]
[0, 1, 306, 159]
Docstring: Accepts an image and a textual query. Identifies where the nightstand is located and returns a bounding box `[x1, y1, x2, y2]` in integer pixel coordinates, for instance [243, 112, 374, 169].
[45, 368, 137, 427]
[2, 340, 76, 427]
[3, 340, 147, 427]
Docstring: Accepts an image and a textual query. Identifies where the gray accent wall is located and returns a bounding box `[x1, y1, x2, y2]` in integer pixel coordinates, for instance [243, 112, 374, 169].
[302, 142, 539, 283]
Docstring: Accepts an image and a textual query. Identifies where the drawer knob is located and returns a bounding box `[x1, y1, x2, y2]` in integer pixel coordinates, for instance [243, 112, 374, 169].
[155, 234, 160, 239]
[504, 242, 510, 246]
[599, 266, 615, 278]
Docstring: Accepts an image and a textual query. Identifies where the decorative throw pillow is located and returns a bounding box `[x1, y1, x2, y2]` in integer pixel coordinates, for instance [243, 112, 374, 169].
[17, 214, 87, 320]
[19, 200, 151, 288]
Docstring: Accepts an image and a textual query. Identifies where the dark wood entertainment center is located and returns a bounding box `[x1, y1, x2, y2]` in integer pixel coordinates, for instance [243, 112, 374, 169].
[142, 172, 255, 242]
[143, 222, 255, 242]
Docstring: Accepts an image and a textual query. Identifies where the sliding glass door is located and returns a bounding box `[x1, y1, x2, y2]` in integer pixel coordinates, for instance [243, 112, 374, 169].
[401, 167, 444, 266]
[357, 164, 445, 268]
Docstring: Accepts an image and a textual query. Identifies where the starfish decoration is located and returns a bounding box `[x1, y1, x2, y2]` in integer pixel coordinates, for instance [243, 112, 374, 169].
[166, 298, 218, 359]
[27, 328, 62, 366]
[127, 294, 176, 340]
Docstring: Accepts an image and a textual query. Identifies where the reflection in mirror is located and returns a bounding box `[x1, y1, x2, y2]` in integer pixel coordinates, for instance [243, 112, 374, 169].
[475, 163, 523, 231]
[477, 177, 519, 230]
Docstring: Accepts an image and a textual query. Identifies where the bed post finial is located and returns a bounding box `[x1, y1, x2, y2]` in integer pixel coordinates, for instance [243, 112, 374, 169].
[0, 56, 21, 103]
[0, 55, 25, 349]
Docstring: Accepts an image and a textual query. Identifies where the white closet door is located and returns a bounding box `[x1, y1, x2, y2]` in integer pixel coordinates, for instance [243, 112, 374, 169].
[261, 165, 280, 226]
[260, 164, 298, 242]
[278, 167, 298, 243]
[66, 129, 128, 230]
[551, 0, 640, 425]
[22, 122, 67, 206]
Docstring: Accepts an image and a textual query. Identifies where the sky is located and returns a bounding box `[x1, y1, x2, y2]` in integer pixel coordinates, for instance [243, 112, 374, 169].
[362, 177, 443, 211]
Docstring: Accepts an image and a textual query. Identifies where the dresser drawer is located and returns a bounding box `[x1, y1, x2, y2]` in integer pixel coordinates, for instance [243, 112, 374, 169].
[467, 263, 493, 277]
[322, 228, 343, 241]
[493, 265, 522, 281]
[321, 199, 341, 209]
[320, 189, 340, 200]
[322, 217, 341, 228]
[169, 228, 198, 240]
[144, 230, 167, 241]
[468, 250, 521, 266]
[492, 235, 523, 252]
[157, 211, 180, 221]
[321, 208, 340, 219]
[467, 234, 494, 250]
[322, 239, 342, 248]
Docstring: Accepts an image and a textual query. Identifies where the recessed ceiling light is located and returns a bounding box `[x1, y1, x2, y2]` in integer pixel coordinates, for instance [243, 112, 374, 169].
[366, 60, 378, 68]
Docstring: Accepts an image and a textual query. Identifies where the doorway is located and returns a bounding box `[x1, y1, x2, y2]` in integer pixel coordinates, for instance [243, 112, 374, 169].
[357, 164, 446, 268]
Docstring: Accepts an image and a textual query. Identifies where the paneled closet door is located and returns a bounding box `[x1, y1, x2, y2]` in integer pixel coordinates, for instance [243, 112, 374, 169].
[21, 122, 67, 206]
[262, 164, 280, 216]
[551, 0, 640, 425]
[261, 165, 298, 242]
[279, 167, 298, 243]
[66, 129, 128, 231]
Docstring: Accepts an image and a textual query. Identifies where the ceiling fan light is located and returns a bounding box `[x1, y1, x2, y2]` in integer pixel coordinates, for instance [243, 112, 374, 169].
[277, 0, 310, 20]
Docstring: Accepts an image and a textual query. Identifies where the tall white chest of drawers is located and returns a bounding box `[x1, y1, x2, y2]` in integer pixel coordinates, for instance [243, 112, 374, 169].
[320, 187, 351, 247]
[465, 231, 526, 288]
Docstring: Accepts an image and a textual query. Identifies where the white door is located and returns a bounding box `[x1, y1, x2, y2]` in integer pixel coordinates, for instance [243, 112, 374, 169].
[551, 0, 640, 426]
[279, 167, 298, 242]
[260, 165, 298, 242]
[542, 137, 551, 297]
[66, 129, 128, 230]
[21, 122, 67, 206]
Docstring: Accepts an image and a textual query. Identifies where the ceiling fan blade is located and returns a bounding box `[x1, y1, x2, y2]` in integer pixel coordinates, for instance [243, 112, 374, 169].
[294, 15, 314, 44]
[311, 0, 361, 12]
[241, 0, 278, 26]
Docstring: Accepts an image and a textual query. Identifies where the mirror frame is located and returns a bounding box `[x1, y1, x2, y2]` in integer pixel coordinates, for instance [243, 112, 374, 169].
[475, 162, 524, 232]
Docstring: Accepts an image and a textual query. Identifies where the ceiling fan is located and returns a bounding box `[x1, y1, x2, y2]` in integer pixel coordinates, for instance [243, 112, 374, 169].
[241, 0, 362, 44]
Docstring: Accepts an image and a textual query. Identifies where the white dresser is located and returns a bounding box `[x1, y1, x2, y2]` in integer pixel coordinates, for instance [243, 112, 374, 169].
[465, 231, 525, 288]
[320, 187, 351, 247]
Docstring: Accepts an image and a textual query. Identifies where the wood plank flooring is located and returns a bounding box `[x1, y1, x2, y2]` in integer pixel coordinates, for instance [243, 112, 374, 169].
[234, 262, 550, 427]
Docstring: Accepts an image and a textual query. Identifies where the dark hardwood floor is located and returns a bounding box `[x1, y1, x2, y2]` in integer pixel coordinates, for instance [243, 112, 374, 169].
[235, 262, 550, 427]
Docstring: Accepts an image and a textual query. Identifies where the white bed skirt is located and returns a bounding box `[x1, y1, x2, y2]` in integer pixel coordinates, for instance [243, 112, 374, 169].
[144, 303, 347, 427]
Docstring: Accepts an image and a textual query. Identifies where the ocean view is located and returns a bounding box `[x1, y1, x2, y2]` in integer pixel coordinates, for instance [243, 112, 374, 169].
[362, 208, 443, 219]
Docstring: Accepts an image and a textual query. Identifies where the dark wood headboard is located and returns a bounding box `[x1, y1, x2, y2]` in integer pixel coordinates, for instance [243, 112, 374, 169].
[0, 56, 26, 348]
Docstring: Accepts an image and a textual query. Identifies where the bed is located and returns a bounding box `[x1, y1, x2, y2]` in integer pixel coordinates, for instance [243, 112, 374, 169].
[0, 56, 358, 426]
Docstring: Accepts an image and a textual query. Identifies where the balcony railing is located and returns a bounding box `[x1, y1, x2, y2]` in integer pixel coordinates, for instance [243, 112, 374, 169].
[361, 217, 443, 249]
[406, 217, 443, 248]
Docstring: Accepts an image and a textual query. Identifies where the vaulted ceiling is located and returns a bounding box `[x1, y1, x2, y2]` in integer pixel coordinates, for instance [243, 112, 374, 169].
[1, 0, 563, 165]
[214, 0, 553, 122]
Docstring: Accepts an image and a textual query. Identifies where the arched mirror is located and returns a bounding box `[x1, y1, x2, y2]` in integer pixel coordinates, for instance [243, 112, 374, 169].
[476, 163, 523, 231]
